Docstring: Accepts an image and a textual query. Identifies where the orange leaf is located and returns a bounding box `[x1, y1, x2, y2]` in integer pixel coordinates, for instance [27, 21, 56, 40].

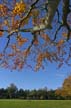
[17, 36, 28, 46]
[0, 53, 3, 58]
[8, 53, 15, 57]
[0, 31, 3, 37]
[41, 33, 50, 42]
[57, 40, 64, 47]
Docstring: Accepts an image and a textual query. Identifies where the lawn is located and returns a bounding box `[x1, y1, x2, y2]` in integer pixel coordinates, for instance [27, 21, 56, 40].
[0, 100, 71, 108]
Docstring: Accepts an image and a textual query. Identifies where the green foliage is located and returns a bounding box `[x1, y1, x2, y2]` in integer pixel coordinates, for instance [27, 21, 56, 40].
[6, 83, 18, 98]
[0, 82, 71, 100]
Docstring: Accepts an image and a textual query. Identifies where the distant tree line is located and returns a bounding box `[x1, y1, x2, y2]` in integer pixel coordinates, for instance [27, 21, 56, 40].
[0, 84, 62, 100]
[0, 75, 71, 100]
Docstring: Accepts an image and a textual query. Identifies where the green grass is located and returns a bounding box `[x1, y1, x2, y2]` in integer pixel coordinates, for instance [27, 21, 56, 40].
[0, 100, 71, 108]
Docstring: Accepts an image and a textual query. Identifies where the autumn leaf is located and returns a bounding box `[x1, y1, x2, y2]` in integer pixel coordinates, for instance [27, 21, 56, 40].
[8, 53, 15, 57]
[44, 52, 52, 62]
[22, 49, 30, 57]
[13, 1, 26, 15]
[0, 53, 3, 59]
[18, 62, 24, 70]
[57, 40, 64, 47]
[0, 25, 3, 37]
[41, 33, 50, 43]
[62, 32, 67, 37]
[0, 31, 3, 37]
[4, 20, 9, 26]
[17, 36, 28, 46]
[11, 44, 16, 50]
[35, 53, 44, 71]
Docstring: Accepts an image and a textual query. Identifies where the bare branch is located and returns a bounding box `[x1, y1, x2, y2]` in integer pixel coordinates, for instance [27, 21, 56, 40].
[0, 29, 8, 32]
[53, 0, 71, 41]
[3, 35, 10, 53]
[53, 25, 63, 41]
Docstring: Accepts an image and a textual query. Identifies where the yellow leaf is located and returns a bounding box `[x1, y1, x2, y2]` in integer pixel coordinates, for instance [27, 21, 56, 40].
[62, 32, 67, 37]
[13, 1, 26, 15]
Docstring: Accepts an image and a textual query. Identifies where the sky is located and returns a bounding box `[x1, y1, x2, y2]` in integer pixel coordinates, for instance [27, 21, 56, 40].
[0, 62, 71, 90]
[0, 0, 71, 90]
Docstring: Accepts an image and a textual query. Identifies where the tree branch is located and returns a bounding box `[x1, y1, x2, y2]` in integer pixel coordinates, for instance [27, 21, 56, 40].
[53, 0, 71, 41]
[18, 0, 40, 29]
[19, 0, 60, 32]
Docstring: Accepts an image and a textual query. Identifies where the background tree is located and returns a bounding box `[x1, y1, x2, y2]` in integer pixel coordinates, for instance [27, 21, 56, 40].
[17, 89, 25, 99]
[0, 88, 8, 99]
[7, 83, 18, 98]
[55, 88, 65, 100]
[0, 82, 71, 100]
[29, 89, 37, 99]
[36, 88, 48, 100]
[56, 75, 71, 99]
[47, 90, 57, 100]
[61, 76, 71, 99]
[0, 0, 71, 71]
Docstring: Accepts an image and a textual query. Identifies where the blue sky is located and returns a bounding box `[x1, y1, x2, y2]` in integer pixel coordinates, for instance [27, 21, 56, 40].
[0, 62, 70, 90]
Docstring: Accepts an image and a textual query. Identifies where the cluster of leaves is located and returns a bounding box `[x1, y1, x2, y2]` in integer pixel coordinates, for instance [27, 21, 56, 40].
[13, 1, 26, 15]
[0, 0, 71, 71]
[56, 75, 71, 98]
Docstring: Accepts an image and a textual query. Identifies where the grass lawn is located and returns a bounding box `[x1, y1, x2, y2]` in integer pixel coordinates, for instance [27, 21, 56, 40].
[0, 100, 71, 108]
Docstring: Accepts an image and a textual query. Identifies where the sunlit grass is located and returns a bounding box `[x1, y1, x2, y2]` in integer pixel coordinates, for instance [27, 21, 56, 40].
[0, 100, 71, 108]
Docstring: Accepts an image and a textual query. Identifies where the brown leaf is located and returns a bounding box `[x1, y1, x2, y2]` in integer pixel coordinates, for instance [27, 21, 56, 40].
[57, 40, 64, 47]
[17, 36, 28, 46]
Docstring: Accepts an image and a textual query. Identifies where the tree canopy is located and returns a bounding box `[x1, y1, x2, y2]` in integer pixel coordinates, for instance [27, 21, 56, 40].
[56, 75, 71, 99]
[0, 0, 71, 71]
